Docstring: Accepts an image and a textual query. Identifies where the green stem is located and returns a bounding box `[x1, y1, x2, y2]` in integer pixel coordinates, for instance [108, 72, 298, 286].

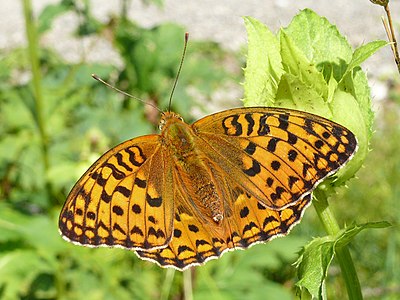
[313, 189, 363, 300]
[183, 269, 193, 300]
[160, 268, 175, 300]
[22, 0, 51, 202]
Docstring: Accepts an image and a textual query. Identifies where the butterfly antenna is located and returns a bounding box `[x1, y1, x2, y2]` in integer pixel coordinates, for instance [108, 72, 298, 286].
[91, 74, 163, 114]
[168, 32, 189, 112]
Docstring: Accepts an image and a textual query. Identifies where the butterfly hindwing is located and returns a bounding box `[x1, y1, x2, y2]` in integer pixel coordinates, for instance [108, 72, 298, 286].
[136, 174, 313, 270]
[59, 135, 174, 250]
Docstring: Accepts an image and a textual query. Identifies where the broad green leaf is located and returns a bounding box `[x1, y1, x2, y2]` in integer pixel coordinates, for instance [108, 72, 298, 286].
[243, 16, 283, 106]
[295, 236, 334, 300]
[350, 69, 375, 138]
[275, 73, 332, 118]
[342, 40, 387, 79]
[280, 30, 328, 102]
[329, 89, 368, 185]
[284, 9, 353, 81]
[296, 221, 390, 299]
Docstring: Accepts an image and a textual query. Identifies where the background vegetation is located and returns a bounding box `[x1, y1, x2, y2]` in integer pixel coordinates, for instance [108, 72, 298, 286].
[0, 0, 398, 299]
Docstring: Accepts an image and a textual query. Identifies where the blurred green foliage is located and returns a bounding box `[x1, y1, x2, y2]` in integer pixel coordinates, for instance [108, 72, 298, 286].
[0, 1, 398, 299]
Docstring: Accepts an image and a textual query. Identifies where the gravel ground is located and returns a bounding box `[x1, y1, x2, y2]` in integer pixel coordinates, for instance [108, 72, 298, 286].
[1, 0, 398, 101]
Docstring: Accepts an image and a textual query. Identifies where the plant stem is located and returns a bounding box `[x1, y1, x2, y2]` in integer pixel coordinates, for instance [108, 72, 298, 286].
[313, 189, 363, 300]
[384, 4, 400, 73]
[160, 268, 175, 300]
[183, 269, 193, 300]
[22, 0, 51, 202]
[381, 3, 400, 73]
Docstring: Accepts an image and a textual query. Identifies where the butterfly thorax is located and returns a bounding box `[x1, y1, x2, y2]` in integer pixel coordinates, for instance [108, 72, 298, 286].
[160, 112, 224, 223]
[160, 112, 195, 159]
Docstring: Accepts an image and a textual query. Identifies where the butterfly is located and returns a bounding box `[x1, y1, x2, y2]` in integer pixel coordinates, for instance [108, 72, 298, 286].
[59, 106, 357, 270]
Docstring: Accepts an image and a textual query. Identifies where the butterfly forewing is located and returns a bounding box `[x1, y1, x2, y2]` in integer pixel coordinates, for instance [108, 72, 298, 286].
[59, 135, 174, 250]
[193, 107, 357, 209]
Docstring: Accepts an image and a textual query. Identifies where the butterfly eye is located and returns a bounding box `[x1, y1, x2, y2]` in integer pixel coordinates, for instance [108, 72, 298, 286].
[159, 118, 166, 130]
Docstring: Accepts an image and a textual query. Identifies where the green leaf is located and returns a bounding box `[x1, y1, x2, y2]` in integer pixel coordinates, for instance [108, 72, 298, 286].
[295, 221, 390, 299]
[295, 236, 334, 300]
[335, 221, 391, 249]
[328, 89, 368, 185]
[342, 40, 387, 79]
[0, 250, 53, 299]
[280, 30, 329, 102]
[243, 16, 284, 106]
[275, 73, 332, 118]
[243, 11, 378, 188]
[284, 9, 353, 81]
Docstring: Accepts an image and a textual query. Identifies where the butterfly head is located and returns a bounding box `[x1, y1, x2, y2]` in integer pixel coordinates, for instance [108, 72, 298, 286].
[159, 111, 184, 131]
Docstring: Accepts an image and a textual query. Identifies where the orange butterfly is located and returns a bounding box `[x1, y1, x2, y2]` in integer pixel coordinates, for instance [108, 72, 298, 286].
[59, 106, 357, 270]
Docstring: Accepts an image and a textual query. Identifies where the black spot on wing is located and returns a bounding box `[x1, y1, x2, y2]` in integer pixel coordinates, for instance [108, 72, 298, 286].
[263, 215, 278, 229]
[271, 160, 281, 171]
[126, 146, 146, 167]
[113, 223, 127, 235]
[131, 226, 144, 236]
[245, 113, 255, 135]
[112, 205, 124, 216]
[146, 194, 162, 207]
[115, 186, 131, 198]
[116, 152, 133, 172]
[278, 114, 289, 130]
[266, 177, 274, 187]
[302, 163, 312, 177]
[314, 140, 324, 149]
[244, 159, 261, 176]
[101, 190, 112, 203]
[174, 229, 182, 238]
[288, 176, 299, 189]
[134, 177, 146, 188]
[287, 132, 298, 145]
[196, 239, 210, 247]
[322, 131, 331, 139]
[267, 138, 278, 153]
[304, 119, 317, 135]
[288, 149, 298, 162]
[132, 204, 141, 214]
[242, 221, 258, 234]
[222, 115, 242, 136]
[258, 114, 270, 136]
[175, 213, 181, 222]
[244, 141, 257, 155]
[148, 227, 165, 238]
[270, 186, 285, 201]
[240, 206, 250, 218]
[96, 174, 107, 186]
[188, 224, 199, 233]
[178, 245, 194, 255]
[87, 211, 96, 220]
[103, 163, 125, 180]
